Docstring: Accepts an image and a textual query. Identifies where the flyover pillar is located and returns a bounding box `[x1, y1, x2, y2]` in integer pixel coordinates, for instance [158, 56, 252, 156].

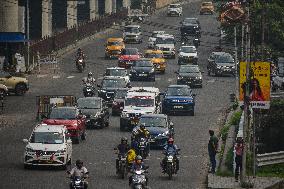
[105, 0, 112, 14]
[0, 0, 19, 32]
[42, 0, 52, 37]
[90, 0, 98, 20]
[112, 0, 117, 13]
[123, 0, 131, 8]
[67, 0, 77, 29]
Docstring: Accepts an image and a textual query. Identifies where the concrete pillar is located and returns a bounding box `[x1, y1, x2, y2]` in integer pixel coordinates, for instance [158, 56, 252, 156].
[67, 0, 77, 29]
[90, 0, 98, 20]
[42, 0, 52, 37]
[123, 0, 131, 8]
[112, 0, 117, 13]
[105, 0, 112, 14]
[0, 0, 19, 32]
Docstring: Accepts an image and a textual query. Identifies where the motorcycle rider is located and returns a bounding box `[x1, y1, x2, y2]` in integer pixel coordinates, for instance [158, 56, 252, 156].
[131, 123, 150, 155]
[161, 138, 180, 174]
[129, 155, 148, 186]
[77, 48, 85, 58]
[68, 159, 89, 189]
[114, 137, 131, 174]
[83, 72, 96, 85]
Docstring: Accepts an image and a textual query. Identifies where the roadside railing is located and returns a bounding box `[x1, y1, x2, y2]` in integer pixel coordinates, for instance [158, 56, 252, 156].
[257, 151, 284, 167]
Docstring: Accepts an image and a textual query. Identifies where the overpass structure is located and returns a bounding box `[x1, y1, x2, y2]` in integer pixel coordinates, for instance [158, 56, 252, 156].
[0, 0, 131, 39]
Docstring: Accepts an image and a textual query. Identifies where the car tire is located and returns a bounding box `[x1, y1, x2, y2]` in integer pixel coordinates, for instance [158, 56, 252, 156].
[161, 70, 165, 74]
[15, 83, 26, 96]
[208, 69, 211, 76]
[190, 109, 195, 116]
[73, 136, 80, 144]
[24, 164, 31, 169]
[81, 131, 86, 140]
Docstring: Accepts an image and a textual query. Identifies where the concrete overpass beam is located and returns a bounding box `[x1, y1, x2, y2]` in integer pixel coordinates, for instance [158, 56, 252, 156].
[0, 0, 19, 32]
[112, 0, 117, 13]
[123, 0, 131, 8]
[67, 0, 77, 29]
[42, 0, 52, 37]
[90, 0, 98, 20]
[105, 0, 112, 14]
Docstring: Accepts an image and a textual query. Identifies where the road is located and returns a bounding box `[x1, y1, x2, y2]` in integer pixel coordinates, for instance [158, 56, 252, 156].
[0, 1, 235, 189]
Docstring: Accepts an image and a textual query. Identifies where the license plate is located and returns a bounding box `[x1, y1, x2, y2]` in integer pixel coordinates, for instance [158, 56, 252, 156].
[41, 156, 50, 160]
[139, 74, 147, 76]
[174, 105, 183, 109]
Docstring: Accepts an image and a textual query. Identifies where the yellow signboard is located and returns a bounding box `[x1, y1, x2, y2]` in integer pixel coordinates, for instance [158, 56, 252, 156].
[239, 62, 270, 109]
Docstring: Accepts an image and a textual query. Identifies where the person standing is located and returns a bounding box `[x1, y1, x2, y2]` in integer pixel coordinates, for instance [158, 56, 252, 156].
[234, 137, 244, 182]
[208, 130, 219, 174]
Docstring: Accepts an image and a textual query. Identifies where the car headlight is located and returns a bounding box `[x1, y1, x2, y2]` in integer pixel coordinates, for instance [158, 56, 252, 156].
[172, 99, 178, 102]
[131, 69, 137, 73]
[177, 76, 183, 80]
[121, 112, 129, 118]
[158, 130, 169, 137]
[149, 68, 155, 73]
[99, 89, 106, 93]
[196, 76, 202, 80]
[217, 65, 222, 69]
[26, 147, 35, 153]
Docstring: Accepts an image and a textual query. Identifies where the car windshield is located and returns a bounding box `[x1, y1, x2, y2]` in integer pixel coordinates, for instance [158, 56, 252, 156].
[125, 97, 154, 107]
[122, 49, 138, 55]
[202, 2, 212, 6]
[107, 69, 127, 76]
[107, 41, 123, 46]
[134, 60, 153, 67]
[156, 37, 175, 44]
[102, 79, 126, 88]
[125, 27, 140, 33]
[169, 4, 180, 8]
[49, 108, 77, 120]
[183, 18, 198, 24]
[30, 132, 64, 144]
[77, 98, 101, 109]
[151, 32, 163, 37]
[115, 90, 128, 99]
[167, 87, 191, 96]
[179, 66, 200, 73]
[180, 46, 196, 53]
[145, 53, 163, 58]
[139, 117, 167, 128]
[216, 54, 234, 63]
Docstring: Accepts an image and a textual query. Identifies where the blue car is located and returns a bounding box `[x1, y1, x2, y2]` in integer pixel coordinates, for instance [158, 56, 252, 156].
[132, 114, 174, 149]
[161, 85, 195, 115]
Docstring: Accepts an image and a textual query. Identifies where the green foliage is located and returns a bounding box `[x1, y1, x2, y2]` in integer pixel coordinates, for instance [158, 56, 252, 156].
[220, 110, 242, 142]
[229, 110, 242, 126]
[220, 124, 230, 142]
[257, 163, 284, 178]
[225, 147, 234, 173]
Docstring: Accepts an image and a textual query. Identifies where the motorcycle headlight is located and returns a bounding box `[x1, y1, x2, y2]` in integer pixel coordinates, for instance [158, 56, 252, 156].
[78, 59, 83, 63]
[168, 155, 174, 161]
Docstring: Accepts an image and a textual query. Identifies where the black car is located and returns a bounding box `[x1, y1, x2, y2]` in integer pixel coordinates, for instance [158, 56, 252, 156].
[180, 18, 201, 38]
[77, 97, 110, 129]
[161, 85, 195, 115]
[111, 88, 128, 116]
[98, 76, 130, 102]
[133, 114, 174, 148]
[130, 58, 155, 81]
[176, 65, 203, 88]
[207, 52, 236, 76]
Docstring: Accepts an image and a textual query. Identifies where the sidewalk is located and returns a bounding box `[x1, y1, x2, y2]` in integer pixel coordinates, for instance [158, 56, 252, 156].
[208, 174, 284, 189]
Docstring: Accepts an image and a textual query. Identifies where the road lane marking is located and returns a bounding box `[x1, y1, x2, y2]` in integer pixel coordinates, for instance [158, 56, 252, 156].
[37, 74, 48, 78]
[67, 76, 75, 79]
[207, 79, 216, 83]
[52, 75, 60, 79]
[168, 78, 174, 82]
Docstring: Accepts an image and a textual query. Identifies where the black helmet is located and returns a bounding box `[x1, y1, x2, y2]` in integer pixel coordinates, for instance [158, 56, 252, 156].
[88, 72, 93, 77]
[78, 48, 82, 52]
[140, 123, 146, 129]
[121, 137, 128, 143]
[76, 159, 83, 167]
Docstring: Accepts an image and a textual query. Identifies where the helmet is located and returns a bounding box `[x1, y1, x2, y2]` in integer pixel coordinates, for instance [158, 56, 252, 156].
[78, 48, 82, 52]
[88, 72, 93, 77]
[76, 159, 83, 168]
[121, 137, 128, 144]
[140, 123, 146, 129]
[168, 138, 174, 144]
[136, 155, 143, 163]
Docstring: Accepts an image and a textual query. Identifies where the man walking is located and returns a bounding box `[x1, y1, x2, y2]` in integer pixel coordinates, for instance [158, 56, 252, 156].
[234, 137, 244, 182]
[208, 130, 219, 173]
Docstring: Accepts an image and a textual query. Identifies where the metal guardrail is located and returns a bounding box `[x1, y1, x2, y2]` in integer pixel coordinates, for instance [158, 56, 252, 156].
[257, 151, 284, 167]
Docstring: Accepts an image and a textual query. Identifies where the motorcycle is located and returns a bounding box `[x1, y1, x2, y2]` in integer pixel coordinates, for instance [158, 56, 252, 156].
[137, 138, 149, 159]
[130, 169, 148, 189]
[83, 83, 95, 97]
[163, 149, 180, 180]
[117, 154, 128, 179]
[76, 56, 85, 73]
[69, 176, 86, 189]
[193, 38, 200, 48]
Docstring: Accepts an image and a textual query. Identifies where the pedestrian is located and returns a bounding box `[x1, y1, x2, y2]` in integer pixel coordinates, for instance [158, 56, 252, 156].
[208, 129, 219, 174]
[234, 137, 244, 182]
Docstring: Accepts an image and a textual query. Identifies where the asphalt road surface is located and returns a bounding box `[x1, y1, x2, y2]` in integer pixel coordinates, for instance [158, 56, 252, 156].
[0, 1, 235, 188]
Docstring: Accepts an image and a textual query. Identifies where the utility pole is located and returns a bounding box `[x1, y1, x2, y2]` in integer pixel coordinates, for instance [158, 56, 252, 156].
[241, 25, 244, 61]
[241, 6, 251, 186]
[26, 0, 30, 71]
[234, 26, 239, 98]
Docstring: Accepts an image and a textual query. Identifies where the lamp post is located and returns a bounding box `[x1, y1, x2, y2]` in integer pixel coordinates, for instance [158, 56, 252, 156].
[26, 0, 30, 72]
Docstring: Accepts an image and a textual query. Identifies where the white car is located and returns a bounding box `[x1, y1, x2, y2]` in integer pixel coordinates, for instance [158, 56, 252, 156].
[23, 124, 72, 169]
[123, 25, 142, 44]
[167, 4, 182, 17]
[148, 31, 165, 48]
[155, 34, 176, 59]
[178, 46, 198, 65]
[104, 67, 130, 84]
[120, 87, 160, 131]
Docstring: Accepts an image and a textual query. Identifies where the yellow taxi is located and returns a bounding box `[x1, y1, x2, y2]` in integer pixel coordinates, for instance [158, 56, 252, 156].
[105, 38, 125, 59]
[200, 1, 214, 15]
[144, 49, 166, 74]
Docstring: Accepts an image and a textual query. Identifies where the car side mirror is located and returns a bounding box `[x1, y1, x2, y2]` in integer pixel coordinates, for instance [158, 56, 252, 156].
[159, 92, 164, 96]
[23, 139, 29, 143]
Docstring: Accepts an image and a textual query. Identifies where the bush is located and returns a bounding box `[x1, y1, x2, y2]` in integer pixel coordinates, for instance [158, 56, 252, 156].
[257, 163, 284, 178]
[225, 147, 234, 173]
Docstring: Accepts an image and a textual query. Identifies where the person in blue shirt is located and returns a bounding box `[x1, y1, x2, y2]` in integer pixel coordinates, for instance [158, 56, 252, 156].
[161, 138, 180, 173]
[129, 155, 148, 186]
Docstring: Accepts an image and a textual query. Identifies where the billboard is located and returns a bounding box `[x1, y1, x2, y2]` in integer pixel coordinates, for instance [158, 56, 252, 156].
[239, 62, 271, 109]
[219, 1, 246, 25]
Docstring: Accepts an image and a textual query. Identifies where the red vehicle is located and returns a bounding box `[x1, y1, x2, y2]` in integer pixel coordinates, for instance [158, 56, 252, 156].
[42, 106, 86, 144]
[111, 88, 128, 116]
[118, 48, 141, 69]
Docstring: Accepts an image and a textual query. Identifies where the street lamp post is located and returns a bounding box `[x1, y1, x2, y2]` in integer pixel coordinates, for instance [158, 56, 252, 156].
[26, 0, 30, 72]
